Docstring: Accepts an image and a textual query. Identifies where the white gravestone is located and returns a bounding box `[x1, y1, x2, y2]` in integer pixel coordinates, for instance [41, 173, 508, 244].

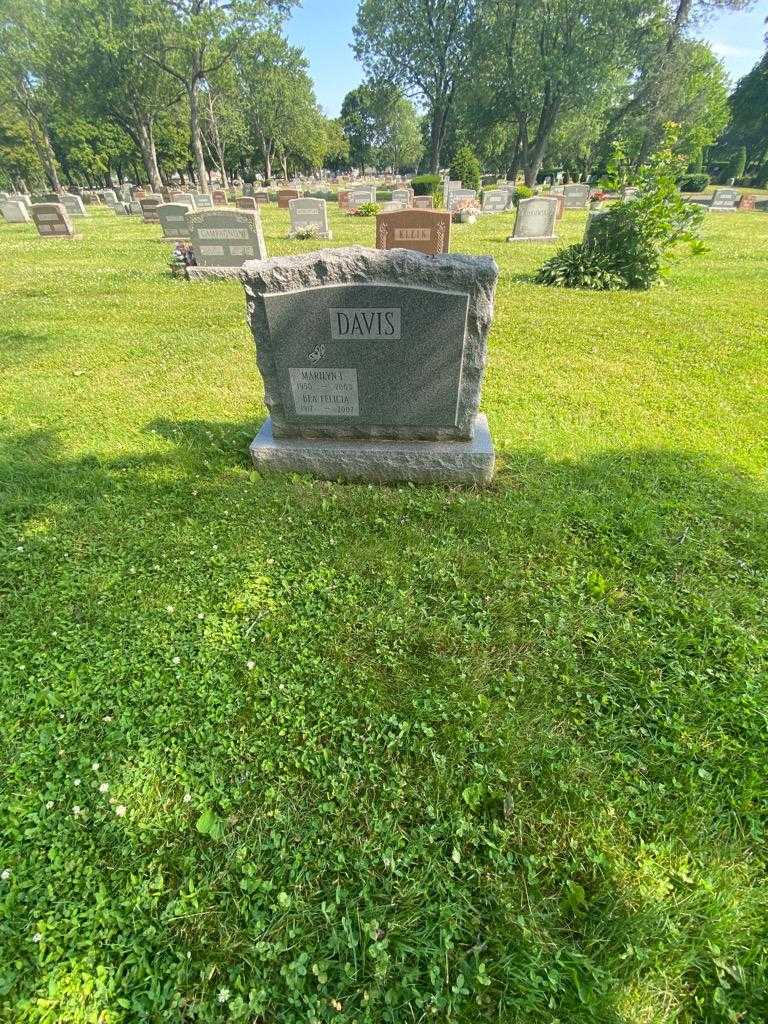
[391, 189, 412, 207]
[187, 208, 267, 280]
[2, 200, 32, 223]
[482, 189, 510, 213]
[60, 193, 87, 217]
[563, 184, 590, 209]
[288, 198, 332, 239]
[507, 196, 558, 242]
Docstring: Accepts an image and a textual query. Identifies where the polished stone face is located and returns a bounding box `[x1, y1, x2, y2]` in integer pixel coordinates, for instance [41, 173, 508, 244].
[563, 184, 590, 208]
[188, 209, 266, 266]
[375, 209, 451, 256]
[448, 189, 477, 211]
[512, 196, 558, 238]
[242, 246, 498, 442]
[711, 188, 739, 210]
[32, 203, 74, 237]
[157, 203, 191, 239]
[289, 198, 330, 237]
[482, 189, 510, 213]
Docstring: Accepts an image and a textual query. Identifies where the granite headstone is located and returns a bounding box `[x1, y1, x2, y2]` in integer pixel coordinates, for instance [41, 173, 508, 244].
[32, 202, 76, 238]
[187, 208, 267, 279]
[289, 197, 331, 239]
[375, 208, 451, 256]
[507, 196, 558, 242]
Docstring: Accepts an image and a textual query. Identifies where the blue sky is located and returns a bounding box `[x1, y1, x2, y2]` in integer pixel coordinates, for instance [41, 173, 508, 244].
[286, 0, 768, 118]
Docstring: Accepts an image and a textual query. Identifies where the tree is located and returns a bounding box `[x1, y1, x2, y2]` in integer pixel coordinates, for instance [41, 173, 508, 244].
[144, 0, 291, 191]
[340, 84, 423, 171]
[477, 0, 648, 186]
[233, 29, 320, 180]
[52, 0, 182, 193]
[353, 0, 480, 172]
[0, 0, 62, 190]
[340, 85, 379, 171]
[450, 144, 480, 189]
[720, 50, 768, 179]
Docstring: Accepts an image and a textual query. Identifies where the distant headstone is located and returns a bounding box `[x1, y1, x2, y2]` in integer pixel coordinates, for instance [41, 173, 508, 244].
[244, 246, 498, 484]
[9, 193, 32, 209]
[212, 190, 227, 206]
[128, 201, 142, 215]
[102, 189, 119, 207]
[710, 188, 739, 212]
[738, 194, 756, 210]
[507, 196, 558, 242]
[171, 192, 196, 209]
[563, 184, 590, 209]
[2, 200, 31, 223]
[236, 196, 257, 210]
[348, 189, 373, 211]
[550, 192, 565, 221]
[243, 183, 254, 197]
[338, 190, 350, 210]
[157, 203, 191, 240]
[277, 189, 300, 209]
[375, 208, 451, 256]
[289, 197, 331, 239]
[550, 185, 565, 195]
[448, 189, 477, 211]
[140, 196, 163, 223]
[187, 208, 267, 279]
[253, 191, 270, 205]
[391, 188, 412, 207]
[194, 194, 214, 210]
[482, 189, 510, 213]
[412, 195, 434, 210]
[31, 202, 76, 238]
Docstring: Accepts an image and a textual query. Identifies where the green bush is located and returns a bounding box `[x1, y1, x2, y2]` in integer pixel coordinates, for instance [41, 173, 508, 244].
[720, 146, 746, 184]
[678, 173, 709, 193]
[450, 146, 481, 192]
[535, 242, 628, 290]
[513, 184, 533, 203]
[537, 124, 705, 292]
[410, 174, 440, 196]
[354, 202, 379, 217]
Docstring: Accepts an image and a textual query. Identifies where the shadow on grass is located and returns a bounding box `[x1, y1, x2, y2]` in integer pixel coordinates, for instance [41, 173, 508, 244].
[0, 422, 767, 1022]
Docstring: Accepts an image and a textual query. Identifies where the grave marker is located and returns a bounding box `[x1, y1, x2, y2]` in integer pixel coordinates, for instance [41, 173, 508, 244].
[236, 196, 257, 210]
[507, 196, 558, 242]
[375, 208, 451, 256]
[563, 183, 590, 209]
[31, 202, 76, 238]
[140, 196, 163, 223]
[710, 188, 739, 212]
[212, 189, 227, 206]
[244, 246, 498, 484]
[157, 203, 191, 240]
[412, 195, 434, 210]
[277, 189, 300, 209]
[2, 200, 31, 223]
[288, 197, 331, 239]
[482, 189, 510, 213]
[187, 208, 267, 279]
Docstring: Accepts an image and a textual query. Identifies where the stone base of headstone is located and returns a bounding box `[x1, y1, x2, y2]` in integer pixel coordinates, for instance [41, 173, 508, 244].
[185, 265, 244, 281]
[505, 234, 558, 243]
[249, 413, 495, 485]
[289, 230, 332, 240]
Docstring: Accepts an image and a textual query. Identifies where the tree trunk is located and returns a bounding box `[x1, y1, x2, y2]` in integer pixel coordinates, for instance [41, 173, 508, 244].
[32, 125, 62, 192]
[428, 97, 451, 172]
[261, 136, 272, 180]
[188, 83, 209, 192]
[136, 119, 164, 193]
[206, 91, 229, 188]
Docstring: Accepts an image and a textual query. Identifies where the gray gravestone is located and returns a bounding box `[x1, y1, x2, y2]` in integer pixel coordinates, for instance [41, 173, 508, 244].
[563, 183, 590, 209]
[187, 208, 267, 279]
[288, 197, 331, 239]
[710, 188, 739, 212]
[412, 195, 434, 210]
[391, 188, 412, 207]
[482, 189, 510, 213]
[140, 196, 163, 222]
[9, 193, 32, 209]
[195, 194, 214, 210]
[236, 197, 257, 210]
[348, 188, 373, 210]
[60, 193, 87, 217]
[171, 192, 196, 209]
[507, 196, 558, 242]
[157, 203, 191, 240]
[448, 189, 477, 211]
[2, 200, 31, 223]
[243, 246, 498, 484]
[31, 203, 76, 238]
[102, 189, 118, 207]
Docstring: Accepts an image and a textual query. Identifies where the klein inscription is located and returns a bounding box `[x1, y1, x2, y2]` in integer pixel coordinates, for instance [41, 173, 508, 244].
[289, 367, 360, 417]
[394, 228, 431, 241]
[197, 227, 249, 240]
[329, 307, 401, 341]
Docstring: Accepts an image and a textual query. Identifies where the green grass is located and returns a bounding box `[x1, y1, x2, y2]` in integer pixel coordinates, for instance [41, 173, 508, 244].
[0, 204, 767, 1024]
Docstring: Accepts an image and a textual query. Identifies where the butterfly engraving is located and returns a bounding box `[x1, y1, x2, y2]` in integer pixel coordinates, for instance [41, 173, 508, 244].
[308, 343, 326, 363]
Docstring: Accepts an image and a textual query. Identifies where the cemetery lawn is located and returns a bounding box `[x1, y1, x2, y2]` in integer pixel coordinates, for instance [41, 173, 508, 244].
[1, 206, 767, 1024]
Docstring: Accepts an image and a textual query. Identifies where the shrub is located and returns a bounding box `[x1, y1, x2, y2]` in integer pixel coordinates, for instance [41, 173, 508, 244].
[513, 185, 533, 203]
[535, 243, 628, 290]
[410, 174, 440, 196]
[450, 146, 481, 192]
[720, 145, 746, 184]
[537, 123, 705, 292]
[353, 202, 379, 217]
[678, 173, 709, 193]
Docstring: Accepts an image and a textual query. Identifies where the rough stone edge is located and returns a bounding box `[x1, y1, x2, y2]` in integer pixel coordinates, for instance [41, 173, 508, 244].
[249, 413, 495, 485]
[186, 266, 244, 281]
[240, 245, 498, 443]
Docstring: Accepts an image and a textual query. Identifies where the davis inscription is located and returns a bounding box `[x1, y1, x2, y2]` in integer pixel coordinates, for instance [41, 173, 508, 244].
[329, 308, 401, 340]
